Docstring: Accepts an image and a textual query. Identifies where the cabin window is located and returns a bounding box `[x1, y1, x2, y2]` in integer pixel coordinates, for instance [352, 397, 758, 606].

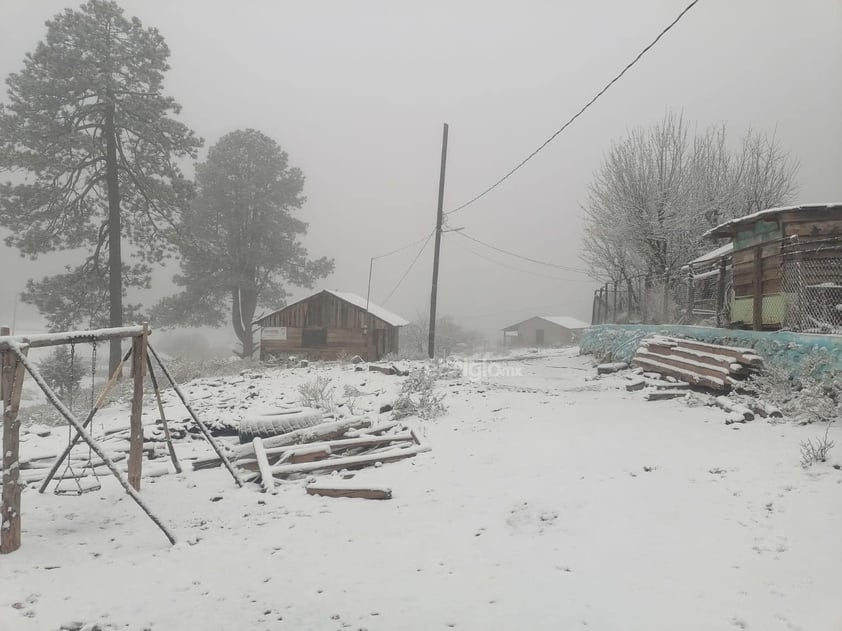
[302, 328, 327, 347]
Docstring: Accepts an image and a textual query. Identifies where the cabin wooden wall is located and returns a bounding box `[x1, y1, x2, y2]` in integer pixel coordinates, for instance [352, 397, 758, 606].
[257, 292, 401, 360]
[729, 210, 842, 329]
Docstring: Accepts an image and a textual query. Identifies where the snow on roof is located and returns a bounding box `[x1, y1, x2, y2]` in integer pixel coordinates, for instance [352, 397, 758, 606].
[704, 203, 842, 238]
[538, 316, 591, 330]
[503, 315, 590, 331]
[323, 290, 409, 327]
[683, 242, 734, 269]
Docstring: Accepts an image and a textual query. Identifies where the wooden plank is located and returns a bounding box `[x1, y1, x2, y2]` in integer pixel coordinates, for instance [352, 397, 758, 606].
[306, 486, 392, 500]
[128, 327, 147, 491]
[643, 343, 734, 370]
[288, 446, 332, 464]
[649, 337, 761, 366]
[252, 438, 274, 493]
[752, 246, 763, 330]
[0, 325, 147, 351]
[644, 391, 686, 401]
[631, 356, 728, 391]
[270, 443, 430, 477]
[1, 340, 26, 554]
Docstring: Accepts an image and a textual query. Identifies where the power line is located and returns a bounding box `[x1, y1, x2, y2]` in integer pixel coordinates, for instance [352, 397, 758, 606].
[381, 231, 435, 305]
[445, 233, 593, 283]
[373, 230, 435, 260]
[445, 0, 701, 216]
[453, 230, 591, 274]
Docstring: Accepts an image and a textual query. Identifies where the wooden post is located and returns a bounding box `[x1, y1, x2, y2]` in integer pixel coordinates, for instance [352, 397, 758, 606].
[127, 324, 148, 490]
[145, 354, 181, 474]
[686, 270, 695, 322]
[1, 326, 26, 554]
[662, 272, 670, 323]
[612, 282, 619, 323]
[715, 258, 727, 327]
[752, 246, 763, 330]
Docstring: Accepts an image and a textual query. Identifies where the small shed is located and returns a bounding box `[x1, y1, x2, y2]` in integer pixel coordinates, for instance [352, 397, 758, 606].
[705, 203, 842, 331]
[253, 290, 408, 361]
[502, 316, 590, 347]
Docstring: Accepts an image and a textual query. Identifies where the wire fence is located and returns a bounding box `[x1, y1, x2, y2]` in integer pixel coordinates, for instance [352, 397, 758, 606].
[781, 236, 842, 334]
[591, 235, 842, 334]
[591, 273, 691, 326]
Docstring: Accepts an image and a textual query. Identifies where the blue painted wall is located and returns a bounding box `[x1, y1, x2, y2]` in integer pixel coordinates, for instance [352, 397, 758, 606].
[580, 324, 842, 373]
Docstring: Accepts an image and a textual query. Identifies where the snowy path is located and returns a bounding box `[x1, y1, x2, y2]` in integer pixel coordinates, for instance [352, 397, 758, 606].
[1, 351, 840, 630]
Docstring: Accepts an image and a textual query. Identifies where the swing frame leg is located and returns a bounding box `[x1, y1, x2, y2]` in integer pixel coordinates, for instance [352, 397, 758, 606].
[38, 346, 133, 494]
[147, 343, 243, 487]
[145, 353, 182, 474]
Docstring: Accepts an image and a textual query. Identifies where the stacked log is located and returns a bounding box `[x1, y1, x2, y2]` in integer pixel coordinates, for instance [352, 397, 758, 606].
[632, 336, 763, 392]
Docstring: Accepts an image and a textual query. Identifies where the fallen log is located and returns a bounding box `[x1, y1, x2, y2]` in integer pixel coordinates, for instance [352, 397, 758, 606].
[597, 362, 628, 375]
[644, 391, 687, 401]
[306, 485, 392, 500]
[713, 396, 754, 422]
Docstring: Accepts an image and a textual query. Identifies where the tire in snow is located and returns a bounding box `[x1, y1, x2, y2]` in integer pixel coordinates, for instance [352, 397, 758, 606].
[238, 407, 323, 443]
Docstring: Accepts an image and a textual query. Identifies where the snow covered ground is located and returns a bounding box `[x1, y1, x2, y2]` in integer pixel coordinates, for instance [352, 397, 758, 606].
[1, 348, 841, 631]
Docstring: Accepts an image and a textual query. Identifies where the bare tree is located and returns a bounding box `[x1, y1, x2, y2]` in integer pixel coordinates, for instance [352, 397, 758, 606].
[581, 111, 799, 283]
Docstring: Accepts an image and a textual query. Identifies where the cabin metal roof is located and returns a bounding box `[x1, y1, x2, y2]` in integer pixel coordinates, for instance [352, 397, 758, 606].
[704, 203, 842, 239]
[253, 289, 409, 327]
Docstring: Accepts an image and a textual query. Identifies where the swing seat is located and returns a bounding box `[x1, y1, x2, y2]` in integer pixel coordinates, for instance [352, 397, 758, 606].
[54, 473, 102, 496]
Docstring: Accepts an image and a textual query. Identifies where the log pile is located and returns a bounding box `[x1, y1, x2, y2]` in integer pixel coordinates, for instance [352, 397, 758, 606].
[631, 336, 763, 392]
[212, 416, 429, 493]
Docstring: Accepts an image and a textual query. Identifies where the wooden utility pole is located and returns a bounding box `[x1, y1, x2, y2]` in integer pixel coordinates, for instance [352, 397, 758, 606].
[428, 123, 449, 359]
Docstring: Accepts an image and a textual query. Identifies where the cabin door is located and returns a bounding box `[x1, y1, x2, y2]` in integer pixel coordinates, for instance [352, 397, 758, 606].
[535, 329, 545, 345]
[373, 329, 386, 359]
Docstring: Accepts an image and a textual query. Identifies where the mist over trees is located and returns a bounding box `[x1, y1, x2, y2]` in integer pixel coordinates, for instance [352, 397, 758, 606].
[401, 312, 485, 358]
[154, 129, 333, 358]
[581, 111, 800, 284]
[0, 0, 200, 371]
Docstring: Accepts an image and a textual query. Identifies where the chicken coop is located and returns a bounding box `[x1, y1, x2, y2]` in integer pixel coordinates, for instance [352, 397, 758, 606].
[704, 202, 842, 332]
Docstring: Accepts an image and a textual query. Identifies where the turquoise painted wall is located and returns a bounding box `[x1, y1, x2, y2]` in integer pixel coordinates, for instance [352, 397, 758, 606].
[580, 324, 842, 373]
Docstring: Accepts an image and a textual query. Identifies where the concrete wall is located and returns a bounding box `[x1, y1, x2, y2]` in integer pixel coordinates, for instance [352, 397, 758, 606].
[580, 324, 842, 374]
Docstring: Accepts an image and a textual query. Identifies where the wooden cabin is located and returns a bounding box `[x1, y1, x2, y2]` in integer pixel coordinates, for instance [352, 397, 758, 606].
[253, 290, 408, 361]
[502, 316, 590, 347]
[705, 203, 842, 330]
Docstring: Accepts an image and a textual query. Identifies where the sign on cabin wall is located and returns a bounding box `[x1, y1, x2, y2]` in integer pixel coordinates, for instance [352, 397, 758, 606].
[262, 327, 287, 341]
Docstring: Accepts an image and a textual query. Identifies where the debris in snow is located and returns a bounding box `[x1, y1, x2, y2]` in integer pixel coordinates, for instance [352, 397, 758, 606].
[305, 484, 392, 500]
[596, 362, 628, 374]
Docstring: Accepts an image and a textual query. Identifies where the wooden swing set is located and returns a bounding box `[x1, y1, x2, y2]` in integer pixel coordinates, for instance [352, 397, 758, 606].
[0, 324, 242, 554]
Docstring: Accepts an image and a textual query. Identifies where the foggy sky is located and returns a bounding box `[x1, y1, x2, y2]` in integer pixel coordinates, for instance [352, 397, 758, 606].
[1, 0, 840, 342]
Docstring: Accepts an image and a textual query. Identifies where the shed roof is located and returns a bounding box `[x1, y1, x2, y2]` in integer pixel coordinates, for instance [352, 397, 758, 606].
[704, 203, 842, 239]
[254, 289, 409, 327]
[683, 242, 734, 270]
[502, 315, 590, 332]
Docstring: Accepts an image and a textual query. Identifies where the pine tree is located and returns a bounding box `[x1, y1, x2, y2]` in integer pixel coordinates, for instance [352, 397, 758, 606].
[0, 0, 201, 371]
[155, 129, 333, 358]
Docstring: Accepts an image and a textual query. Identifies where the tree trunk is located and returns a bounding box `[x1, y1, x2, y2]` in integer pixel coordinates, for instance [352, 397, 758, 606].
[230, 286, 255, 359]
[104, 102, 123, 375]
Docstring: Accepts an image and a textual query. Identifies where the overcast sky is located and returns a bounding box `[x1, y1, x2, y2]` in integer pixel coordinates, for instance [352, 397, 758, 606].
[1, 0, 840, 342]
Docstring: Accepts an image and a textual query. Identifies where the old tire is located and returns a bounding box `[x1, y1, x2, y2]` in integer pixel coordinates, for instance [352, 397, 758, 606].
[238, 407, 323, 443]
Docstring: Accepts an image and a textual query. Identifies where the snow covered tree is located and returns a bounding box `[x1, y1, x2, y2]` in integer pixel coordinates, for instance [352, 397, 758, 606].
[155, 129, 333, 358]
[581, 111, 799, 284]
[0, 0, 201, 371]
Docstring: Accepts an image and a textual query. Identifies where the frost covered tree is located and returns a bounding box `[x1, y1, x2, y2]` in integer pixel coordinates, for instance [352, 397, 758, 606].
[155, 129, 333, 358]
[581, 111, 799, 284]
[0, 0, 201, 371]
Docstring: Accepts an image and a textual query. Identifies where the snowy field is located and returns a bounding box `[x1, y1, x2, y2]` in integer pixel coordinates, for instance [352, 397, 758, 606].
[1, 348, 840, 631]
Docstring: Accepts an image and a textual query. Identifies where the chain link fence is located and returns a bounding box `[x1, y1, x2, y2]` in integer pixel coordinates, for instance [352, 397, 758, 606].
[781, 236, 842, 334]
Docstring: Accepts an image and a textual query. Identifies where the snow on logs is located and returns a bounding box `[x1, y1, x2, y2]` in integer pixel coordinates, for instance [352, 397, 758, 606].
[631, 336, 763, 393]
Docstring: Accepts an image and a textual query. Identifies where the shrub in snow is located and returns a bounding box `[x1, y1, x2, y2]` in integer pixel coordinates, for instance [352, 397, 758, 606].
[392, 368, 447, 420]
[800, 423, 835, 467]
[745, 354, 841, 424]
[297, 375, 337, 412]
